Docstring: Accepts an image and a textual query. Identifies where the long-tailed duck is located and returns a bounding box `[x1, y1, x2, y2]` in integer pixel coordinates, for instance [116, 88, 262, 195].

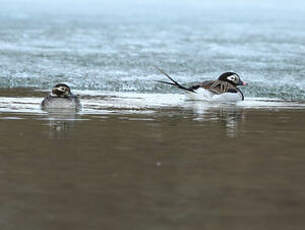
[156, 67, 247, 101]
[41, 84, 81, 109]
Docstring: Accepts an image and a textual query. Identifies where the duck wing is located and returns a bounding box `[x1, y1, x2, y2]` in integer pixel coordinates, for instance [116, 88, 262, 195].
[197, 80, 244, 100]
[198, 80, 235, 93]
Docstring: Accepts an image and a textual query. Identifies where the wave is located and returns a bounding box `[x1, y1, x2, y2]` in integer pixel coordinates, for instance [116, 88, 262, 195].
[1, 73, 305, 102]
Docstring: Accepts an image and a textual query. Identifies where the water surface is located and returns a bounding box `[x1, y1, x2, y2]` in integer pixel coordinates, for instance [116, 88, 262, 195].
[1, 89, 305, 230]
[1, 0, 305, 229]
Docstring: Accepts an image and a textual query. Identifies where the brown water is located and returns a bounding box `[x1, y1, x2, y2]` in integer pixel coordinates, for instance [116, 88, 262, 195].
[0, 89, 305, 230]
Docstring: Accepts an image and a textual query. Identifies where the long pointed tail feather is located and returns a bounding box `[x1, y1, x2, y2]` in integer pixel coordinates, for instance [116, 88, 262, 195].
[154, 66, 195, 93]
[155, 80, 177, 86]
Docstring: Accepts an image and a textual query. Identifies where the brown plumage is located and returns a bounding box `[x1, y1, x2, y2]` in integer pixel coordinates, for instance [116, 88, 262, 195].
[191, 80, 239, 94]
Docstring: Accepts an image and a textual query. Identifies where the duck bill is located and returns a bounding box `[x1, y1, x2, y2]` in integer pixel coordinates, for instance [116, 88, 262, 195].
[239, 80, 247, 86]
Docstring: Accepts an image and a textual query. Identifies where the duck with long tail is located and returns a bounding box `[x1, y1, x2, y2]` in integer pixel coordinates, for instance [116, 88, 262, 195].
[155, 67, 247, 102]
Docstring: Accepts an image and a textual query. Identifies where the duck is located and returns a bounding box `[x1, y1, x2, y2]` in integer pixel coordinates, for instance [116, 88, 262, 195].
[155, 67, 247, 101]
[41, 83, 81, 109]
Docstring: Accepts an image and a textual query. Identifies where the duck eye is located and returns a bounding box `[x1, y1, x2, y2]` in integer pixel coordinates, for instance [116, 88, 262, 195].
[227, 75, 236, 82]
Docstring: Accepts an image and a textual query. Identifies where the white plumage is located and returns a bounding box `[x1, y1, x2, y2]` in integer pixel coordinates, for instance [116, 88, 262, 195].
[186, 88, 243, 102]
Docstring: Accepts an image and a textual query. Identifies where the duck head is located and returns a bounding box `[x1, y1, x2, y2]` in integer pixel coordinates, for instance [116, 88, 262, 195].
[218, 72, 247, 86]
[51, 84, 71, 98]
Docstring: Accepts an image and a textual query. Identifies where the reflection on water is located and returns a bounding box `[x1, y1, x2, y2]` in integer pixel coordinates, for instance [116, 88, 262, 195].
[47, 120, 71, 139]
[1, 89, 305, 230]
[187, 101, 246, 137]
[219, 108, 245, 138]
[42, 110, 81, 139]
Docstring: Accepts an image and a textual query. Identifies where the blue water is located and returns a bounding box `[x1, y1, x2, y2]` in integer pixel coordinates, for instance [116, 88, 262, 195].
[1, 0, 305, 100]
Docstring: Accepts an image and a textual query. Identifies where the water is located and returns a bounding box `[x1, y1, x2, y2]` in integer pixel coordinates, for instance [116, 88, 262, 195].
[1, 88, 305, 229]
[1, 0, 305, 229]
[1, 0, 305, 100]
[1, 95, 305, 230]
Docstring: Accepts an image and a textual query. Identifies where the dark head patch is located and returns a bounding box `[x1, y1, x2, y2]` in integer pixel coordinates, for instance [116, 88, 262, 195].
[217, 72, 241, 85]
[54, 83, 71, 90]
[218, 72, 238, 81]
[52, 83, 71, 97]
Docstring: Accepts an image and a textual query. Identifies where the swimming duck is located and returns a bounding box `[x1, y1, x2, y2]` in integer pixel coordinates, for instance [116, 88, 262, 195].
[41, 83, 81, 109]
[156, 67, 247, 101]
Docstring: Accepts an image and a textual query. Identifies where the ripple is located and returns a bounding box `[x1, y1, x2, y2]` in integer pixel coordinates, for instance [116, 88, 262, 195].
[0, 90, 305, 120]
